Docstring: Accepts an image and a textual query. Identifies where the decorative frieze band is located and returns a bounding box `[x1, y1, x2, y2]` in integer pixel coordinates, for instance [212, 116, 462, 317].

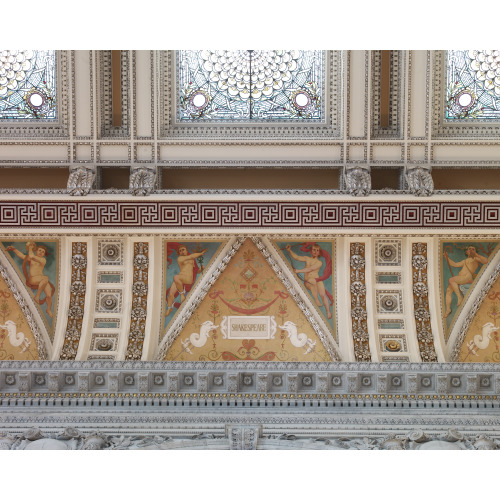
[1, 200, 500, 228]
[1, 426, 499, 450]
[59, 242, 88, 360]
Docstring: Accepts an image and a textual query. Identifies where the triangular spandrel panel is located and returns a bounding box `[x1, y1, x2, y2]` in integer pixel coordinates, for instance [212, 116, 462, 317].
[0, 273, 40, 360]
[162, 239, 227, 339]
[0, 240, 59, 340]
[272, 239, 336, 340]
[440, 240, 500, 341]
[164, 238, 332, 361]
[457, 272, 500, 362]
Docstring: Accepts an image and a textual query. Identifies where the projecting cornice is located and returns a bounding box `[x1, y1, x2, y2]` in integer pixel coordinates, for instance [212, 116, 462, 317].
[1, 361, 500, 406]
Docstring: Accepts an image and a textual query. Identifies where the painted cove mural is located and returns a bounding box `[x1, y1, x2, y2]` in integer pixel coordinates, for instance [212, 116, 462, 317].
[1, 240, 59, 339]
[163, 240, 226, 336]
[0, 273, 39, 360]
[164, 238, 332, 362]
[458, 271, 500, 362]
[273, 239, 336, 338]
[441, 240, 499, 339]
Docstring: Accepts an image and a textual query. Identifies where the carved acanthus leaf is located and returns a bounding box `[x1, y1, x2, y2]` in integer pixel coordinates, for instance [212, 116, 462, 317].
[129, 165, 157, 196]
[405, 166, 434, 197]
[67, 165, 96, 196]
[343, 166, 371, 196]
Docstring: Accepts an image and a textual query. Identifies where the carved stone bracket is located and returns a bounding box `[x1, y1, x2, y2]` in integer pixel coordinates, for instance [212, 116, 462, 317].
[129, 165, 157, 196]
[405, 166, 434, 197]
[67, 165, 96, 196]
[227, 425, 261, 450]
[343, 165, 371, 196]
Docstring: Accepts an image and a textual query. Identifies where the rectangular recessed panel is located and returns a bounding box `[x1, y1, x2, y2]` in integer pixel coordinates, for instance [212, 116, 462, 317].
[135, 51, 153, 137]
[95, 322, 119, 329]
[433, 144, 500, 162]
[381, 355, 409, 362]
[161, 168, 339, 190]
[93, 319, 120, 329]
[433, 169, 500, 190]
[0, 168, 68, 188]
[159, 145, 342, 161]
[75, 144, 92, 161]
[100, 167, 129, 189]
[376, 273, 402, 284]
[409, 145, 426, 162]
[98, 273, 122, 283]
[348, 50, 367, 138]
[99, 145, 129, 161]
[0, 144, 68, 161]
[74, 50, 92, 137]
[378, 320, 405, 330]
[372, 145, 403, 162]
[409, 50, 427, 138]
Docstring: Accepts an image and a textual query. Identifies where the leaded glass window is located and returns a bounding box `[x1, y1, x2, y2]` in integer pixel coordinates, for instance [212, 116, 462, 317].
[177, 50, 325, 122]
[446, 50, 500, 121]
[0, 50, 57, 120]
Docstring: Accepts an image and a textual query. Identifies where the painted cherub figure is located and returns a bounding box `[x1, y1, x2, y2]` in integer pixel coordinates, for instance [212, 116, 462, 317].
[444, 245, 488, 318]
[6, 242, 55, 318]
[165, 245, 207, 316]
[285, 243, 332, 319]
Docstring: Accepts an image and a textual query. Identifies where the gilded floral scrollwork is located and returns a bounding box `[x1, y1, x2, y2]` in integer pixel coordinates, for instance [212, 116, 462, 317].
[125, 242, 149, 360]
[412, 243, 438, 362]
[350, 243, 371, 361]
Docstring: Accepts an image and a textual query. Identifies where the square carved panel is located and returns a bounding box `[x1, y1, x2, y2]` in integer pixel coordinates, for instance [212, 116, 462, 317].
[95, 289, 122, 313]
[98, 240, 123, 266]
[90, 333, 119, 352]
[379, 334, 407, 353]
[376, 290, 403, 314]
[375, 240, 402, 266]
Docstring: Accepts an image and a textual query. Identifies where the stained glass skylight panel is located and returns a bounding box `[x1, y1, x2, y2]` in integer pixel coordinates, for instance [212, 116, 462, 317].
[0, 50, 57, 120]
[177, 50, 325, 122]
[446, 50, 500, 121]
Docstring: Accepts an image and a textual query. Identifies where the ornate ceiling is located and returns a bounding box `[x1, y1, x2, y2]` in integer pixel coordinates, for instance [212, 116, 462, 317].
[1, 51, 500, 451]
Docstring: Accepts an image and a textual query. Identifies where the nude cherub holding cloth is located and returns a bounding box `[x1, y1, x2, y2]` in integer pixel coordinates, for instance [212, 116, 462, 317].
[6, 241, 55, 318]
